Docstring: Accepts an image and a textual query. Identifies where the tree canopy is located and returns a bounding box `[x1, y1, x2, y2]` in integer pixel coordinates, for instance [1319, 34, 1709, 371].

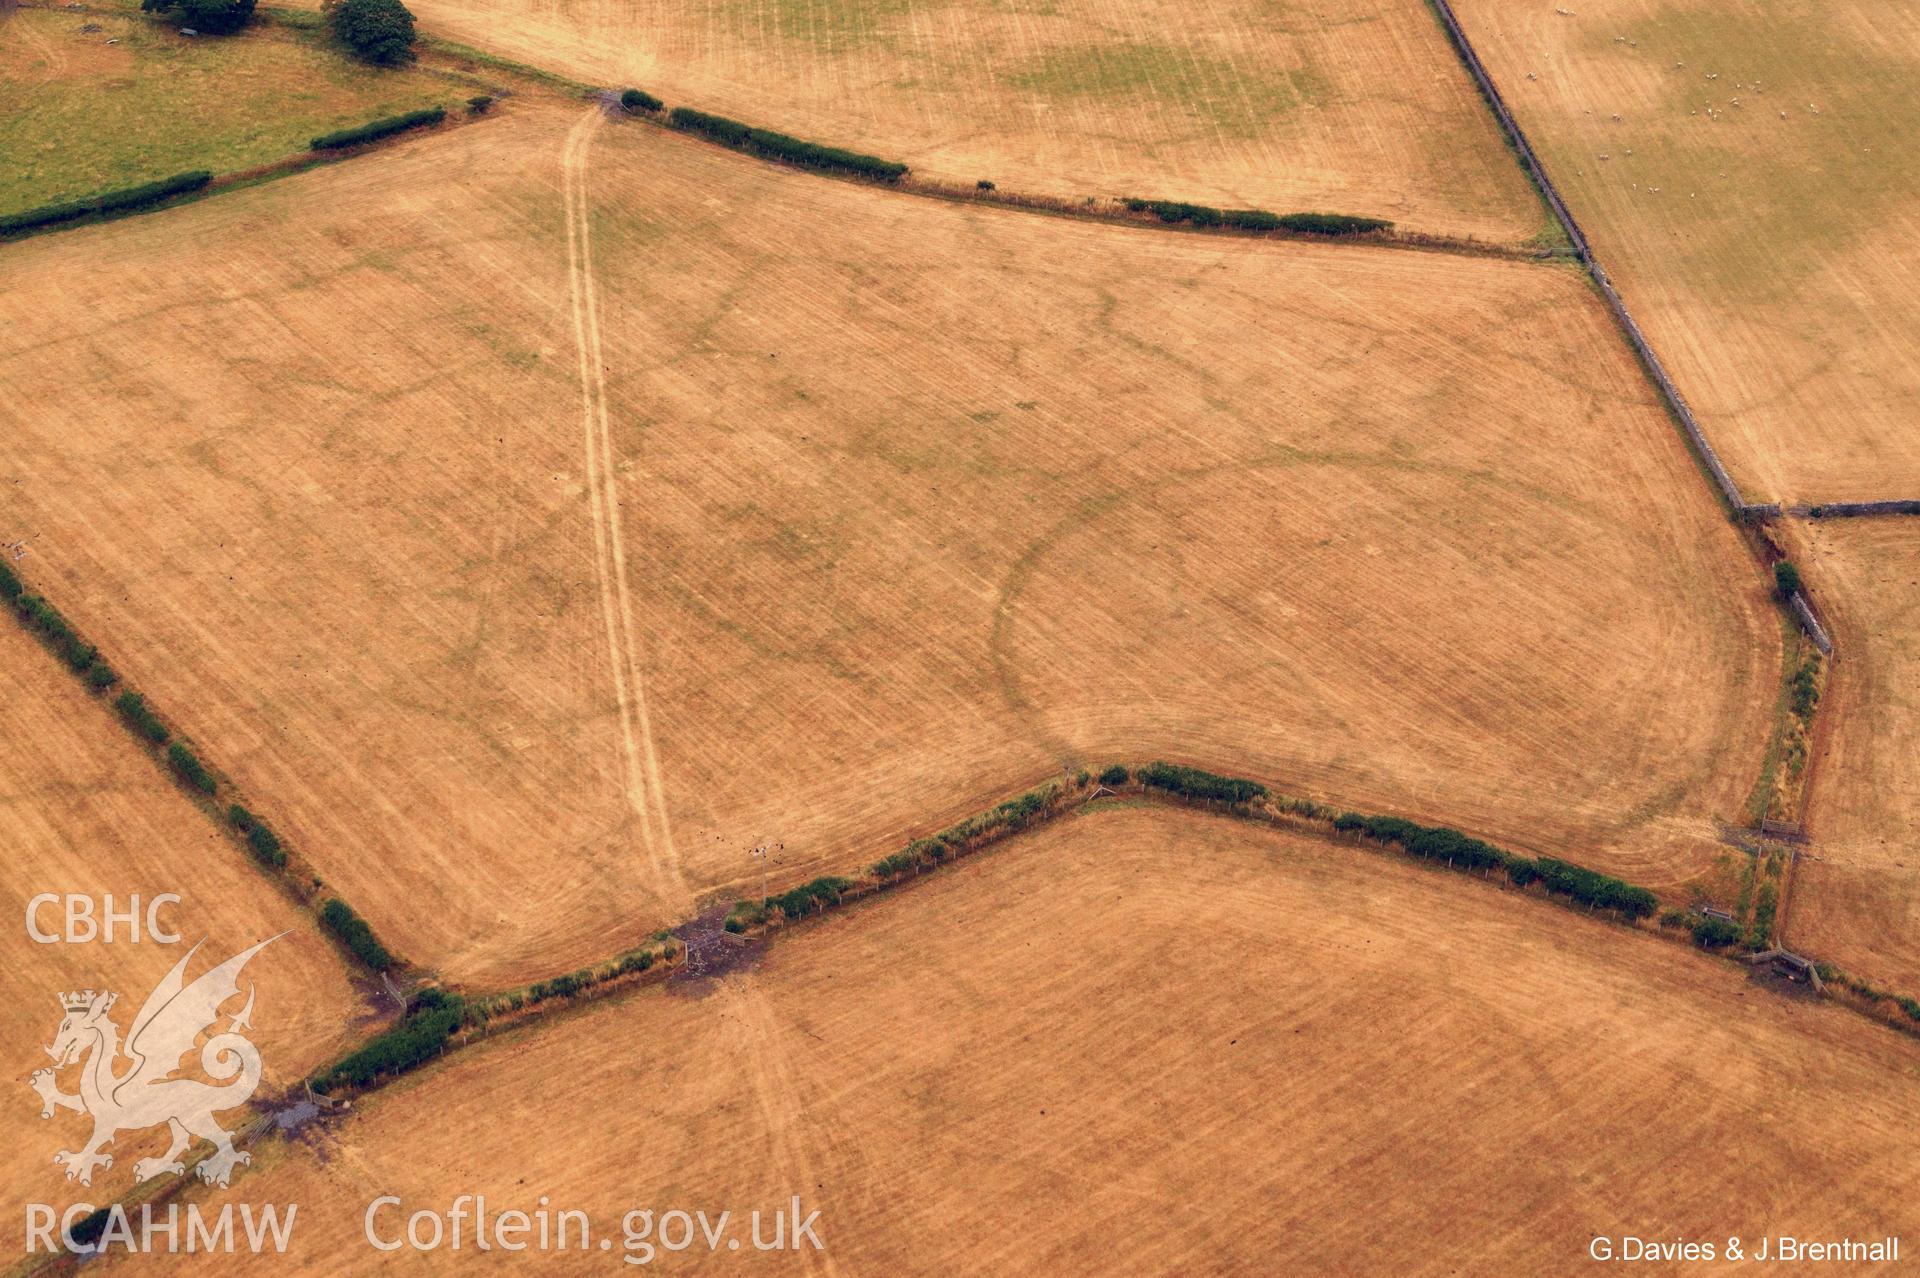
[328, 0, 417, 65]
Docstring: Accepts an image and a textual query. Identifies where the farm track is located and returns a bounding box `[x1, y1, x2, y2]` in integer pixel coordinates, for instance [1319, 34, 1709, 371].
[562, 106, 690, 913]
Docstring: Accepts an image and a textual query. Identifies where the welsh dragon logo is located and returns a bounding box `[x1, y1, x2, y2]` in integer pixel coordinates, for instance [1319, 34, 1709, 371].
[29, 936, 280, 1190]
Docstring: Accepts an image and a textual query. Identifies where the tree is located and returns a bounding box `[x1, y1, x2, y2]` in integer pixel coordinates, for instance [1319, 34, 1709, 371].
[327, 0, 416, 65]
[1773, 560, 1801, 600]
[141, 0, 256, 36]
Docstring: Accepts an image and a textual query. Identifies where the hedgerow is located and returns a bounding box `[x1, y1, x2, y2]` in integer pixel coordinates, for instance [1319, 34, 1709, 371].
[1276, 212, 1392, 235]
[1333, 810, 1654, 917]
[766, 876, 854, 920]
[1098, 764, 1129, 786]
[227, 805, 288, 869]
[1747, 882, 1779, 949]
[1772, 561, 1801, 600]
[1788, 650, 1821, 718]
[1123, 200, 1391, 236]
[314, 991, 463, 1092]
[1138, 761, 1266, 805]
[724, 900, 768, 933]
[320, 897, 393, 972]
[11, 592, 108, 679]
[1335, 812, 1504, 871]
[114, 691, 169, 745]
[310, 107, 445, 151]
[1532, 857, 1658, 919]
[1692, 914, 1741, 948]
[66, 1206, 112, 1252]
[0, 171, 212, 236]
[873, 836, 952, 880]
[620, 88, 662, 112]
[666, 108, 907, 181]
[166, 742, 217, 796]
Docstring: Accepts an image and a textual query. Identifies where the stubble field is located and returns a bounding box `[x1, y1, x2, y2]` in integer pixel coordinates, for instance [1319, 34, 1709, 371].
[1786, 520, 1920, 993]
[0, 101, 1777, 987]
[373, 0, 1545, 241]
[1449, 0, 1920, 503]
[0, 618, 361, 1250]
[117, 805, 1920, 1275]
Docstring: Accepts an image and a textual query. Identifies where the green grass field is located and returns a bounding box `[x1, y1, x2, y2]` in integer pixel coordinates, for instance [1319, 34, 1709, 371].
[0, 4, 458, 215]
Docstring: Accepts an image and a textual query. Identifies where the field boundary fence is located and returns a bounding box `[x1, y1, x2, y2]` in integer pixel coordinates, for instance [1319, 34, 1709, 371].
[1422, 0, 1845, 673]
[1798, 500, 1920, 519]
[1422, 0, 1750, 515]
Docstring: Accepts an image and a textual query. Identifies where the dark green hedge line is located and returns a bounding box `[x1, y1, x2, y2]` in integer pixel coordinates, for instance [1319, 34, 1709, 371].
[66, 1206, 112, 1252]
[1333, 811, 1657, 919]
[167, 742, 217, 796]
[666, 107, 907, 181]
[873, 781, 1064, 882]
[1748, 881, 1779, 949]
[114, 691, 169, 745]
[766, 876, 854, 920]
[311, 107, 445, 151]
[620, 87, 662, 112]
[1529, 858, 1658, 919]
[5, 562, 411, 984]
[320, 897, 394, 972]
[1693, 914, 1741, 948]
[525, 948, 658, 1004]
[1277, 212, 1395, 236]
[227, 804, 288, 869]
[10, 591, 114, 687]
[314, 989, 463, 1092]
[485, 937, 677, 1014]
[1139, 761, 1266, 805]
[1124, 199, 1392, 236]
[319, 942, 682, 1091]
[0, 170, 212, 236]
[724, 900, 768, 933]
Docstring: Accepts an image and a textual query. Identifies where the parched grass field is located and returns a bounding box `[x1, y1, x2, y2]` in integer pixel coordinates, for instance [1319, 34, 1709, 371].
[122, 806, 1920, 1274]
[0, 103, 1775, 988]
[0, 617, 362, 1250]
[1449, 0, 1920, 503]
[1786, 521, 1920, 994]
[0, 2, 455, 217]
[398, 0, 1545, 242]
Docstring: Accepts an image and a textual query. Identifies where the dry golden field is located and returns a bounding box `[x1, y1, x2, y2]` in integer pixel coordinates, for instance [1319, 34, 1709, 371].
[0, 102, 1777, 988]
[0, 105, 645, 989]
[386, 0, 1545, 241]
[1449, 0, 1920, 503]
[0, 617, 362, 1251]
[1786, 520, 1920, 994]
[119, 806, 1920, 1274]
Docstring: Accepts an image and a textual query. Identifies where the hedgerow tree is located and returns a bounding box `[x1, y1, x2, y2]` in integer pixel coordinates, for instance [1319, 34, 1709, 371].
[1773, 560, 1801, 600]
[327, 0, 417, 65]
[141, 0, 256, 35]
